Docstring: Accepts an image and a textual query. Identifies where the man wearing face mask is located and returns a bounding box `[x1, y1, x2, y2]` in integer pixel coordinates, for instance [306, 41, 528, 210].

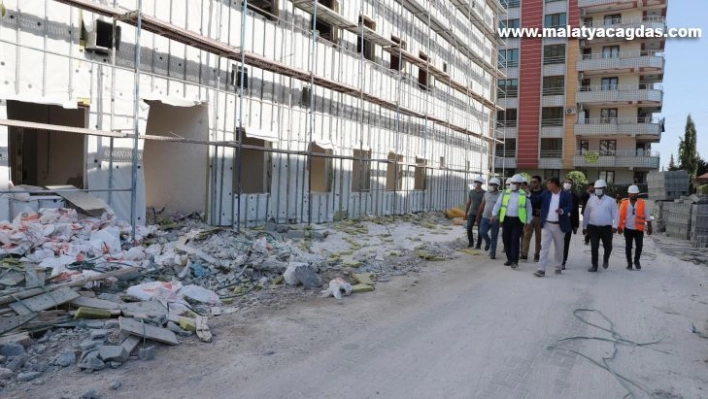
[464, 177, 486, 248]
[476, 177, 502, 259]
[618, 185, 653, 270]
[561, 178, 580, 269]
[491, 174, 533, 269]
[582, 179, 619, 272]
[522, 175, 544, 262]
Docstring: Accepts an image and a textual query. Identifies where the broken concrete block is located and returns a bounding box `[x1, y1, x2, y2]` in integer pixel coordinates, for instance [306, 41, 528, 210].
[352, 283, 375, 294]
[0, 367, 14, 380]
[0, 343, 25, 357]
[276, 224, 290, 234]
[352, 273, 375, 286]
[166, 322, 193, 337]
[286, 230, 306, 240]
[138, 346, 156, 361]
[16, 371, 42, 382]
[89, 329, 110, 341]
[80, 388, 101, 399]
[293, 264, 322, 289]
[0, 271, 24, 286]
[6, 355, 25, 372]
[54, 351, 76, 368]
[110, 380, 122, 390]
[98, 345, 128, 363]
[120, 335, 141, 357]
[79, 340, 100, 352]
[78, 351, 105, 371]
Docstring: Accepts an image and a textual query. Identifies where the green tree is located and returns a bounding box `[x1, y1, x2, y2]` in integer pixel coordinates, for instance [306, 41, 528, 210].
[668, 153, 678, 171]
[678, 114, 699, 179]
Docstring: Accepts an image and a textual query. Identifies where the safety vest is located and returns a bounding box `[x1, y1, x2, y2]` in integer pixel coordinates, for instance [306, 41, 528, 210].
[500, 189, 528, 223]
[619, 199, 647, 231]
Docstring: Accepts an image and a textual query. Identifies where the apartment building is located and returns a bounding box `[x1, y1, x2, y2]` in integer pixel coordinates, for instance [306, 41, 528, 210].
[496, 0, 666, 187]
[0, 0, 503, 227]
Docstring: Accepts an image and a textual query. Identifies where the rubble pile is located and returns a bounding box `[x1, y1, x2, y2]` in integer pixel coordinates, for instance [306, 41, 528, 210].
[0, 207, 463, 387]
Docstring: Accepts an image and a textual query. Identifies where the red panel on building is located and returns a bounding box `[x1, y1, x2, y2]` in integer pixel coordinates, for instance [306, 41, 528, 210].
[516, 0, 543, 168]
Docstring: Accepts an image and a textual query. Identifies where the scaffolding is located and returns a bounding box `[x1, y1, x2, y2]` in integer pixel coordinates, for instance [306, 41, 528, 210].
[0, 0, 504, 235]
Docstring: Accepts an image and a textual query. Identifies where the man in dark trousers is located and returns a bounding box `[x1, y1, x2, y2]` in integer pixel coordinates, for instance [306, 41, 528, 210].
[561, 178, 580, 269]
[582, 179, 619, 272]
[464, 176, 486, 248]
[618, 185, 653, 270]
[580, 181, 595, 245]
[522, 175, 544, 261]
[491, 174, 533, 269]
[530, 177, 574, 277]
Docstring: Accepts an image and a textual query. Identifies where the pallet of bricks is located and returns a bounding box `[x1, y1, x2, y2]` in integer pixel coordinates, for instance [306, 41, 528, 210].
[647, 170, 690, 201]
[664, 198, 692, 240]
[690, 196, 708, 247]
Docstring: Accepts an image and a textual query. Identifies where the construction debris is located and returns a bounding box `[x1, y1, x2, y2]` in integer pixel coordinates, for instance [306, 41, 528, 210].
[0, 205, 465, 387]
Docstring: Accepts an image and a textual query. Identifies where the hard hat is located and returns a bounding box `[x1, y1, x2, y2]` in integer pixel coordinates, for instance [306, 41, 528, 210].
[521, 176, 528, 184]
[510, 174, 524, 184]
[505, 178, 511, 184]
[594, 179, 608, 188]
[628, 185, 640, 194]
[473, 176, 486, 184]
[489, 177, 501, 186]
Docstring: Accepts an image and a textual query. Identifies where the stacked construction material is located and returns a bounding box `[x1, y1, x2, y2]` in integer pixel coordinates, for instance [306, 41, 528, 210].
[691, 198, 708, 247]
[648, 170, 690, 201]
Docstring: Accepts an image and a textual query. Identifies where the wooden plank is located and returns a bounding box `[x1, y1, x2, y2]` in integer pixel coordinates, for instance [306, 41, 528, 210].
[45, 185, 109, 213]
[195, 315, 212, 343]
[0, 332, 31, 347]
[71, 296, 122, 311]
[118, 317, 179, 345]
[8, 286, 80, 315]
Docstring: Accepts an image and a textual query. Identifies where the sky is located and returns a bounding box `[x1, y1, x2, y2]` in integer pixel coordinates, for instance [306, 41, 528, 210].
[655, 0, 708, 168]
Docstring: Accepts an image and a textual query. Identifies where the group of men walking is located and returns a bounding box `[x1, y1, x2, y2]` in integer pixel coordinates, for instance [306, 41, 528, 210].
[464, 174, 653, 277]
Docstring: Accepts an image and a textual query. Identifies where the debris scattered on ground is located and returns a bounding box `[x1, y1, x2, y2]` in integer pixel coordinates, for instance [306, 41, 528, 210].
[0, 204, 465, 389]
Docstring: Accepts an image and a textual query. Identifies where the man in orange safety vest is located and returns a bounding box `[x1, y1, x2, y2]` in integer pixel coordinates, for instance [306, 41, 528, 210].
[618, 185, 653, 270]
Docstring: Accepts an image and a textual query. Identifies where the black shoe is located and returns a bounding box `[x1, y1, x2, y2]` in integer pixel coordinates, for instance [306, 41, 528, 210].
[554, 268, 562, 275]
[490, 254, 496, 260]
[602, 262, 609, 269]
[634, 261, 642, 270]
[475, 245, 482, 250]
[504, 261, 513, 266]
[561, 265, 566, 270]
[533, 270, 545, 277]
[485, 244, 490, 251]
[511, 263, 519, 269]
[534, 254, 540, 262]
[627, 264, 633, 270]
[588, 266, 598, 272]
[520, 255, 528, 260]
[468, 243, 474, 248]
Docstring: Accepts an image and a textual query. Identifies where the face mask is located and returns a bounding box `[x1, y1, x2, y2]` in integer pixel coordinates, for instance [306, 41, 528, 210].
[563, 183, 572, 190]
[511, 183, 520, 191]
[595, 188, 604, 197]
[490, 185, 498, 192]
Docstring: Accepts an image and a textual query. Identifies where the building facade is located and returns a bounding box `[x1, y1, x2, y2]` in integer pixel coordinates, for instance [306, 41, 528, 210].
[0, 0, 503, 227]
[496, 0, 666, 186]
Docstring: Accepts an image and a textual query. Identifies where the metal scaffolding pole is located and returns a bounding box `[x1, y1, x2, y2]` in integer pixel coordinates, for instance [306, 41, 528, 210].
[129, 0, 143, 242]
[305, 0, 319, 225]
[235, 0, 248, 231]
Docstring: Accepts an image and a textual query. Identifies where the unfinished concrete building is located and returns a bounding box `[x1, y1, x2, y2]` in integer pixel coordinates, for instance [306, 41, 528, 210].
[0, 0, 503, 228]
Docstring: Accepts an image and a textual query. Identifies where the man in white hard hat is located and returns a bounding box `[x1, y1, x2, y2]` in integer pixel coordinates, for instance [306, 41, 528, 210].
[491, 174, 533, 268]
[582, 179, 619, 272]
[464, 176, 486, 248]
[475, 177, 502, 259]
[618, 185, 653, 270]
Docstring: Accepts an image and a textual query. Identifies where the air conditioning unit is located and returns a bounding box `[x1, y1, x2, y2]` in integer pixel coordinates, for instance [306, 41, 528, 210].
[566, 107, 577, 115]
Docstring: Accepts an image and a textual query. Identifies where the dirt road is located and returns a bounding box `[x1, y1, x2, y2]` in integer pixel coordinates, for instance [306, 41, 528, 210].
[13, 234, 708, 399]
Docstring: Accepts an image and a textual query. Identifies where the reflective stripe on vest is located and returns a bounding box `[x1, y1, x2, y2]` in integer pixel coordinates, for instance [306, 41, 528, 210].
[619, 199, 646, 231]
[500, 189, 527, 223]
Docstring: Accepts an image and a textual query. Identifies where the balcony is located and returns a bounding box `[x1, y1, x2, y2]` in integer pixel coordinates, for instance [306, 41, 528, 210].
[577, 51, 664, 74]
[539, 150, 564, 169]
[576, 84, 663, 105]
[495, 156, 517, 169]
[573, 150, 660, 169]
[582, 16, 667, 33]
[574, 118, 663, 139]
[579, 0, 666, 14]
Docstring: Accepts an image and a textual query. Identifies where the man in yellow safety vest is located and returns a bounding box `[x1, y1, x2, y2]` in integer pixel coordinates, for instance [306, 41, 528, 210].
[491, 174, 533, 269]
[618, 185, 653, 270]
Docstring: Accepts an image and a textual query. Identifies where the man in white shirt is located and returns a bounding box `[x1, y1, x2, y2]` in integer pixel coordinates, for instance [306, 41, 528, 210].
[531, 177, 573, 277]
[581, 179, 619, 272]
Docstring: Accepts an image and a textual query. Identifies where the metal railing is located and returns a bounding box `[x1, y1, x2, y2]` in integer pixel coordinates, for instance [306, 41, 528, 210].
[575, 150, 660, 157]
[582, 16, 666, 28]
[579, 83, 663, 92]
[579, 50, 665, 60]
[540, 150, 563, 158]
[541, 118, 564, 127]
[579, 117, 663, 125]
